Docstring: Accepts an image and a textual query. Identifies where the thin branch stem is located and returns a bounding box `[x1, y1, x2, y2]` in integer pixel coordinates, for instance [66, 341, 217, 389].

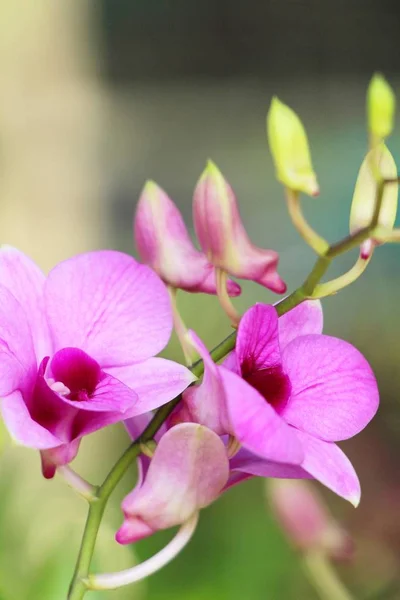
[286, 189, 329, 255]
[87, 513, 199, 590]
[303, 551, 354, 600]
[57, 466, 97, 502]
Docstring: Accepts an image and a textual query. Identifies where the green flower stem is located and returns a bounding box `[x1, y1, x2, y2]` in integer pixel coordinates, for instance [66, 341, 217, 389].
[303, 551, 354, 600]
[68, 214, 381, 600]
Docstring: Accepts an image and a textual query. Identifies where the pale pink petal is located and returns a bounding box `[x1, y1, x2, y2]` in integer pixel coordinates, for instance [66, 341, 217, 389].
[107, 357, 195, 415]
[278, 300, 323, 351]
[193, 164, 286, 293]
[295, 430, 361, 506]
[117, 423, 229, 543]
[134, 181, 241, 295]
[0, 246, 52, 361]
[220, 368, 304, 464]
[0, 285, 37, 396]
[45, 251, 172, 367]
[236, 304, 281, 372]
[178, 331, 230, 435]
[282, 335, 379, 441]
[1, 390, 62, 449]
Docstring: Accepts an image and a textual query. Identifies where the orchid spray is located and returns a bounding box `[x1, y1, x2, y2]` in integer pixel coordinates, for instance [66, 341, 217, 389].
[0, 74, 398, 600]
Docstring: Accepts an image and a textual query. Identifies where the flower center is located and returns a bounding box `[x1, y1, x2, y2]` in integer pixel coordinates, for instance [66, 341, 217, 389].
[243, 365, 291, 413]
[50, 347, 101, 402]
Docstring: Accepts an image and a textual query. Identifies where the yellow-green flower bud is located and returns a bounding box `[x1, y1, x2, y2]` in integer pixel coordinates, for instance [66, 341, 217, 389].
[267, 97, 319, 197]
[367, 74, 395, 144]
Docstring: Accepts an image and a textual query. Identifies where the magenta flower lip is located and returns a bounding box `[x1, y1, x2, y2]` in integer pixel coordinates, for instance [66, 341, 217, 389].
[0, 247, 195, 477]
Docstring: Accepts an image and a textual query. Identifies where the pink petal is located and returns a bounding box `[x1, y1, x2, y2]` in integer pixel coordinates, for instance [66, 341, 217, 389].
[134, 182, 241, 295]
[229, 447, 310, 479]
[117, 423, 229, 543]
[45, 251, 172, 367]
[236, 303, 281, 372]
[193, 164, 286, 293]
[107, 357, 195, 416]
[0, 246, 52, 361]
[278, 300, 323, 351]
[220, 368, 304, 464]
[0, 285, 37, 397]
[178, 331, 230, 435]
[282, 335, 379, 441]
[1, 390, 62, 449]
[295, 430, 361, 506]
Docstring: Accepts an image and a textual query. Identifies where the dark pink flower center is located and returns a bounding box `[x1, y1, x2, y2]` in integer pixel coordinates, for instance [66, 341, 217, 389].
[242, 363, 291, 412]
[50, 347, 102, 402]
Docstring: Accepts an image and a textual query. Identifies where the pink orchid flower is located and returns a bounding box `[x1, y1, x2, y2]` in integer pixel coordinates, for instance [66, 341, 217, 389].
[174, 301, 379, 505]
[116, 423, 229, 543]
[193, 161, 286, 293]
[134, 181, 241, 296]
[0, 247, 194, 477]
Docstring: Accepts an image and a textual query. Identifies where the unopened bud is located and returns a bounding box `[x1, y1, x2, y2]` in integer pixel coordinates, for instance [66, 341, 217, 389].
[193, 161, 286, 293]
[350, 144, 398, 257]
[267, 97, 319, 197]
[367, 74, 395, 144]
[267, 479, 354, 561]
[134, 180, 240, 296]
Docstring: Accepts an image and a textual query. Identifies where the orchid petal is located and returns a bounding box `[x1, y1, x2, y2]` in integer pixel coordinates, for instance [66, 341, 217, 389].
[278, 300, 323, 351]
[117, 423, 229, 542]
[45, 250, 172, 367]
[236, 303, 281, 372]
[193, 162, 286, 292]
[1, 390, 61, 449]
[108, 357, 195, 415]
[134, 181, 240, 295]
[0, 246, 52, 361]
[295, 430, 361, 506]
[178, 331, 230, 435]
[282, 335, 379, 441]
[220, 368, 304, 464]
[229, 446, 310, 479]
[0, 285, 37, 396]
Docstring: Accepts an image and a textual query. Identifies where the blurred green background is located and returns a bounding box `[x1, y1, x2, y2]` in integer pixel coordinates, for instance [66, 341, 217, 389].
[0, 1, 400, 598]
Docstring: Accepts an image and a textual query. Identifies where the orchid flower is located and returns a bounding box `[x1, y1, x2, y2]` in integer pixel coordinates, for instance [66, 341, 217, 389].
[0, 247, 194, 477]
[174, 301, 379, 505]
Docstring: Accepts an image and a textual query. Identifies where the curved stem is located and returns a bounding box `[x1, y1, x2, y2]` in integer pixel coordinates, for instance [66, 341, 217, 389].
[87, 513, 199, 590]
[168, 286, 197, 366]
[312, 254, 371, 299]
[57, 466, 97, 501]
[215, 268, 241, 326]
[303, 551, 354, 600]
[286, 189, 329, 255]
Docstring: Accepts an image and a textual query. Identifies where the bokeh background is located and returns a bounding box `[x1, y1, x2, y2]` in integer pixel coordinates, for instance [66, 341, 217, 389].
[0, 1, 400, 598]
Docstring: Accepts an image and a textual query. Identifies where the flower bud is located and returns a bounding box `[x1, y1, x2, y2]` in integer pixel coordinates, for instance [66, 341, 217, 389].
[134, 181, 240, 295]
[193, 161, 286, 293]
[116, 424, 229, 543]
[350, 144, 398, 257]
[367, 74, 395, 144]
[267, 97, 319, 197]
[267, 479, 354, 561]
